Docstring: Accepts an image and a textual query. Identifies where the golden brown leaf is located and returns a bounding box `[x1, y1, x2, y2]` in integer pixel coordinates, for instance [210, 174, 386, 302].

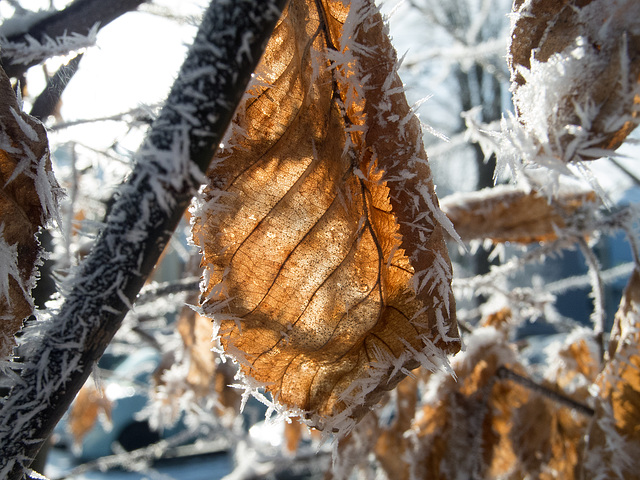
[509, 0, 640, 158]
[440, 185, 597, 244]
[283, 417, 304, 454]
[151, 305, 241, 423]
[582, 268, 640, 479]
[374, 373, 418, 480]
[68, 383, 112, 446]
[0, 66, 57, 360]
[408, 327, 525, 479]
[508, 331, 597, 480]
[192, 0, 458, 432]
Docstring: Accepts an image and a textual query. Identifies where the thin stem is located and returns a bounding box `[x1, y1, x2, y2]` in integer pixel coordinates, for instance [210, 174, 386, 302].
[2, 0, 148, 78]
[577, 237, 606, 363]
[496, 366, 595, 417]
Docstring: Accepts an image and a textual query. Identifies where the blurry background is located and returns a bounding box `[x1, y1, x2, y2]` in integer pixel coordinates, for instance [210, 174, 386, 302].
[1, 0, 638, 478]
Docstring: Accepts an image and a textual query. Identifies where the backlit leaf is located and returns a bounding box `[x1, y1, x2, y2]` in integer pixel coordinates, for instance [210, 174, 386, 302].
[0, 65, 58, 360]
[68, 383, 112, 447]
[191, 0, 459, 433]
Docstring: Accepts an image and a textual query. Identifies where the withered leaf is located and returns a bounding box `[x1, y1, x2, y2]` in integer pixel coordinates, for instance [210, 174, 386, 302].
[509, 331, 597, 480]
[0, 66, 58, 360]
[369, 323, 592, 480]
[582, 268, 640, 479]
[151, 304, 241, 425]
[191, 0, 459, 433]
[509, 0, 640, 158]
[373, 373, 418, 480]
[409, 327, 525, 479]
[68, 383, 112, 446]
[440, 185, 597, 244]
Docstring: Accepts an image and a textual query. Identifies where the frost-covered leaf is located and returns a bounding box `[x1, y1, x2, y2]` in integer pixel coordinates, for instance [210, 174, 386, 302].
[407, 327, 525, 479]
[191, 0, 459, 434]
[440, 185, 597, 243]
[0, 65, 59, 361]
[373, 373, 417, 480]
[508, 330, 597, 480]
[508, 0, 640, 162]
[150, 306, 241, 429]
[176, 307, 241, 417]
[582, 268, 640, 479]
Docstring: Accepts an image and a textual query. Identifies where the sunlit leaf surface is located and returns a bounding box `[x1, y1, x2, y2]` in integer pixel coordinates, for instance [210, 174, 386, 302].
[191, 0, 459, 432]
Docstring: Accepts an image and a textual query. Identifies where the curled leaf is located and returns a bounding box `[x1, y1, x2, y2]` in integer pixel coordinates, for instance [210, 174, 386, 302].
[582, 268, 640, 479]
[191, 0, 458, 433]
[409, 327, 525, 479]
[0, 66, 58, 360]
[440, 185, 597, 243]
[509, 0, 640, 160]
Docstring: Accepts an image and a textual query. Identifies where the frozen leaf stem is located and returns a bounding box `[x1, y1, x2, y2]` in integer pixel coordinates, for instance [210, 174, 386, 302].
[0, 1, 287, 477]
[496, 366, 595, 418]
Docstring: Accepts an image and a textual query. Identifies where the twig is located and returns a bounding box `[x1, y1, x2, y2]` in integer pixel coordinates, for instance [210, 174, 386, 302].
[1, 0, 148, 78]
[496, 366, 595, 417]
[48, 105, 157, 131]
[29, 54, 83, 121]
[136, 277, 200, 305]
[577, 237, 606, 362]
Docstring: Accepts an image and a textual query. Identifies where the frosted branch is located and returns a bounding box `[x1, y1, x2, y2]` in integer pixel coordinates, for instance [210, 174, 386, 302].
[0, 1, 287, 477]
[0, 0, 147, 78]
[577, 237, 606, 362]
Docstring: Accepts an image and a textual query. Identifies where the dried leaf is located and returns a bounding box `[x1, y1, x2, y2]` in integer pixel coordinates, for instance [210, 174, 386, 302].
[284, 417, 304, 454]
[179, 308, 241, 413]
[508, 331, 597, 480]
[0, 66, 58, 360]
[152, 305, 241, 423]
[509, 0, 640, 158]
[408, 327, 525, 479]
[440, 185, 597, 243]
[68, 383, 112, 446]
[374, 373, 418, 480]
[582, 268, 640, 479]
[192, 0, 458, 432]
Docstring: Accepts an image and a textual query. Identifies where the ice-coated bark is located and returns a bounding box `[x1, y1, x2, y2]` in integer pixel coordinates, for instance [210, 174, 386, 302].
[0, 1, 287, 477]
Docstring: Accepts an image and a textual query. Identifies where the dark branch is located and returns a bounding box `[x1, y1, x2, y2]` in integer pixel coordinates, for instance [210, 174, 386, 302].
[0, 1, 288, 477]
[1, 0, 148, 78]
[496, 366, 595, 417]
[29, 53, 83, 121]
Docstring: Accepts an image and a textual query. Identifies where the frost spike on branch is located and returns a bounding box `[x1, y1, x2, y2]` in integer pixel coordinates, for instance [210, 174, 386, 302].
[0, 0, 288, 477]
[0, 0, 147, 79]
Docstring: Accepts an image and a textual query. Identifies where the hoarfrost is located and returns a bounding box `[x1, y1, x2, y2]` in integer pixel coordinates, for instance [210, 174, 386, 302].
[0, 23, 98, 66]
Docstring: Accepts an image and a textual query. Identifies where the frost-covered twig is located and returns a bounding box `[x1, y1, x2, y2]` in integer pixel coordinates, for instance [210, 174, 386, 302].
[49, 105, 158, 131]
[50, 429, 209, 480]
[0, 1, 287, 477]
[0, 0, 147, 78]
[30, 54, 83, 121]
[496, 366, 595, 417]
[576, 237, 606, 362]
[136, 277, 200, 305]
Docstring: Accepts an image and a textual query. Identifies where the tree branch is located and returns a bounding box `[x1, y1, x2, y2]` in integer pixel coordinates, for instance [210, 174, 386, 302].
[496, 366, 595, 417]
[30, 53, 83, 121]
[0, 0, 288, 477]
[1, 0, 148, 79]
